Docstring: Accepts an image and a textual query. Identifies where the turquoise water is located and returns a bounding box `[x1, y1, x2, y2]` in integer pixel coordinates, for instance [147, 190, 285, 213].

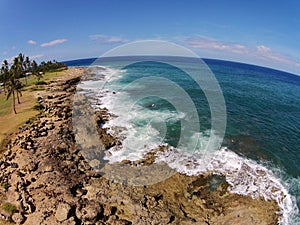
[68, 57, 300, 224]
[209, 60, 300, 176]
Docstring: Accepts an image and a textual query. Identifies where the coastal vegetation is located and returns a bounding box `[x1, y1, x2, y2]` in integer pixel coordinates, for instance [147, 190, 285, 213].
[1, 202, 17, 215]
[0, 54, 67, 145]
[0, 53, 66, 114]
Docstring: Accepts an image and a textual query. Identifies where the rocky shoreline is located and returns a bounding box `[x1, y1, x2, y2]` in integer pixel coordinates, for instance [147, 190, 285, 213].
[0, 68, 280, 225]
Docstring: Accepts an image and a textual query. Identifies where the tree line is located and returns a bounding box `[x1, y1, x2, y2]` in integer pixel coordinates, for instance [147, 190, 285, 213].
[0, 53, 67, 114]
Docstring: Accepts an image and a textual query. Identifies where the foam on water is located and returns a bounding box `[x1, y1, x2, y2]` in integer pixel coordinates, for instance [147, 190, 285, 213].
[155, 148, 299, 224]
[79, 66, 300, 224]
[101, 95, 187, 161]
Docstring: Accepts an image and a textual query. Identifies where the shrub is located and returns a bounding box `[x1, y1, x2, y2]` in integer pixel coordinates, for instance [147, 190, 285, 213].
[1, 183, 9, 191]
[1, 203, 17, 215]
[35, 81, 47, 85]
[33, 102, 44, 111]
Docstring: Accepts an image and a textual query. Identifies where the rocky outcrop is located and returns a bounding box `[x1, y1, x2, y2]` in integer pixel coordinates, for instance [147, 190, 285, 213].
[0, 68, 280, 225]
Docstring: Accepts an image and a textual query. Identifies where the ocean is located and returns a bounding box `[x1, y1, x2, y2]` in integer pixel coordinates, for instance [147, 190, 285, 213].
[66, 56, 300, 224]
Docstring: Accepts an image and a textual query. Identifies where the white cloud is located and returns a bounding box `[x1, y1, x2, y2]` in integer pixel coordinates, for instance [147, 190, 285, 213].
[186, 36, 248, 54]
[30, 54, 44, 60]
[6, 55, 18, 64]
[28, 40, 37, 45]
[3, 54, 43, 65]
[89, 34, 129, 44]
[256, 45, 270, 52]
[254, 45, 294, 65]
[41, 39, 67, 47]
[185, 36, 300, 74]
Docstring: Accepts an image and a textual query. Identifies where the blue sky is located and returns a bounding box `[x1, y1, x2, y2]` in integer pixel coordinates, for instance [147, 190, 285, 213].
[1, 0, 300, 74]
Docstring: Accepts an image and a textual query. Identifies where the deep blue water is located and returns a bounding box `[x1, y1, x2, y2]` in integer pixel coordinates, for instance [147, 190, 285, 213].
[66, 57, 300, 175]
[67, 57, 300, 223]
[206, 59, 300, 175]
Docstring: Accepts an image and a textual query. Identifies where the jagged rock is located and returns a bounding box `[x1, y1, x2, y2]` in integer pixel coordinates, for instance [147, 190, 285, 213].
[80, 204, 103, 222]
[4, 149, 12, 157]
[144, 196, 158, 209]
[40, 131, 47, 137]
[43, 165, 54, 172]
[12, 212, 25, 224]
[62, 217, 76, 225]
[24, 211, 44, 225]
[11, 163, 18, 168]
[0, 161, 9, 169]
[23, 162, 37, 172]
[89, 159, 100, 168]
[55, 202, 71, 222]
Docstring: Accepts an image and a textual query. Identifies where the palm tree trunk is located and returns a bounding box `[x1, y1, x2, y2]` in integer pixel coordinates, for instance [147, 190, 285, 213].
[12, 91, 17, 114]
[17, 91, 20, 104]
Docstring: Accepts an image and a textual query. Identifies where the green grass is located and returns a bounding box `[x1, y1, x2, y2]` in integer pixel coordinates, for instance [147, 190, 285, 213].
[20, 69, 66, 86]
[0, 95, 12, 116]
[1, 183, 9, 192]
[1, 203, 17, 215]
[35, 81, 47, 85]
[27, 86, 45, 92]
[0, 68, 69, 145]
[32, 101, 44, 111]
[0, 221, 14, 225]
[0, 91, 39, 144]
[43, 70, 66, 81]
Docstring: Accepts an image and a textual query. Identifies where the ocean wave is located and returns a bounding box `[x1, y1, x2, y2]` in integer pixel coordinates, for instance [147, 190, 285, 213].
[79, 65, 300, 224]
[155, 148, 299, 225]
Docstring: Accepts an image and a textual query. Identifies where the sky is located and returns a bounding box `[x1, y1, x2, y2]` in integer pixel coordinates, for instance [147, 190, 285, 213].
[0, 0, 300, 75]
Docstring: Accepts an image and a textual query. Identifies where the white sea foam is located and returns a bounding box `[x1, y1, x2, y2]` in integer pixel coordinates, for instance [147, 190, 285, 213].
[155, 148, 299, 225]
[101, 97, 187, 162]
[79, 65, 299, 225]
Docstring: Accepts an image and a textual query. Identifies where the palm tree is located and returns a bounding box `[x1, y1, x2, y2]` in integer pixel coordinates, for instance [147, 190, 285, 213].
[23, 56, 31, 84]
[2, 53, 68, 113]
[12, 57, 20, 79]
[11, 61, 23, 104]
[6, 82, 17, 114]
[5, 56, 24, 114]
[31, 60, 43, 81]
[6, 77, 23, 114]
[39, 61, 47, 73]
[1, 60, 9, 93]
[18, 53, 25, 75]
[31, 60, 38, 71]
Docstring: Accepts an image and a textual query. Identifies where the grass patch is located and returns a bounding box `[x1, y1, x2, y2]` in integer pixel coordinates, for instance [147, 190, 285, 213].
[27, 86, 45, 92]
[0, 69, 69, 146]
[43, 70, 65, 81]
[35, 81, 47, 85]
[0, 91, 39, 144]
[0, 220, 15, 225]
[32, 101, 44, 111]
[19, 69, 64, 86]
[0, 95, 12, 116]
[1, 203, 17, 215]
[1, 183, 9, 192]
